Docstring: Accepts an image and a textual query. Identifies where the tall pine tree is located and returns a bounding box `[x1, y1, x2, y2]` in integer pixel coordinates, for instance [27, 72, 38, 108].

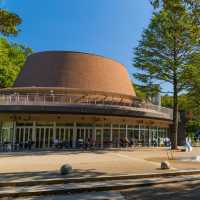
[133, 0, 200, 149]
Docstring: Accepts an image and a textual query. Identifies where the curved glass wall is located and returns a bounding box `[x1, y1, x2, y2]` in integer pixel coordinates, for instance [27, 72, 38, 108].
[0, 122, 169, 151]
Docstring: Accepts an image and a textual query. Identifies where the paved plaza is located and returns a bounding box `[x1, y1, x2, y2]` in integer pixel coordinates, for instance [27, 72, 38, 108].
[0, 148, 200, 199]
[0, 148, 200, 181]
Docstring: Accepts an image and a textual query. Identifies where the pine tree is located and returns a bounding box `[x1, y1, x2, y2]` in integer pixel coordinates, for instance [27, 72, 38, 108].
[133, 0, 200, 149]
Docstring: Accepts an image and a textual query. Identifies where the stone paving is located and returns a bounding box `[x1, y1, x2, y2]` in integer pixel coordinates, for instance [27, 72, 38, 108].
[18, 191, 125, 200]
[0, 147, 200, 182]
[122, 178, 200, 200]
[0, 148, 200, 199]
[1, 175, 200, 196]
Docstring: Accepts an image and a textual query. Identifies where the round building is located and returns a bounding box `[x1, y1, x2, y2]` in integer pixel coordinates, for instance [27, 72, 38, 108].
[0, 51, 172, 151]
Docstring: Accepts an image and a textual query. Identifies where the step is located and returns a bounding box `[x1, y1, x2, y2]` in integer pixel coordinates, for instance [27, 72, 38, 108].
[0, 175, 200, 198]
[0, 169, 200, 187]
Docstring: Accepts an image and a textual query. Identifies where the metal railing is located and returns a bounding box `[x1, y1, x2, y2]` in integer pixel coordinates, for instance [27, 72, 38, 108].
[0, 94, 173, 119]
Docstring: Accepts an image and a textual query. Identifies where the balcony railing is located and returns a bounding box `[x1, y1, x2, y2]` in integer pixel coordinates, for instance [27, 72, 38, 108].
[0, 94, 173, 119]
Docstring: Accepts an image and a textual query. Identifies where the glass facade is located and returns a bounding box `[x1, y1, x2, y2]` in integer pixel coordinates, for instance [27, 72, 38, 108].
[0, 121, 169, 151]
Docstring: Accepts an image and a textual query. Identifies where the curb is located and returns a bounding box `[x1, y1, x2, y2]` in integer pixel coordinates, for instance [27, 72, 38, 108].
[1, 169, 200, 187]
[1, 175, 200, 198]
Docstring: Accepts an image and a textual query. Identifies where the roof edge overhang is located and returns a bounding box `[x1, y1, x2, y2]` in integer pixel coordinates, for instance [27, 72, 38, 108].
[0, 87, 139, 101]
[0, 104, 173, 122]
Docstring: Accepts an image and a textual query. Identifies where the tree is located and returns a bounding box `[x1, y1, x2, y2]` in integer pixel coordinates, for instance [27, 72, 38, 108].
[185, 53, 200, 117]
[0, 38, 32, 87]
[0, 8, 21, 36]
[134, 83, 160, 102]
[133, 0, 200, 149]
[0, 2, 32, 87]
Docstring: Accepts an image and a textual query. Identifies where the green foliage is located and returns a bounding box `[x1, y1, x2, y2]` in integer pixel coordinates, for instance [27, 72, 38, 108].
[184, 53, 200, 116]
[161, 95, 190, 110]
[134, 1, 199, 91]
[187, 119, 200, 138]
[134, 83, 160, 101]
[0, 8, 22, 36]
[134, 84, 147, 99]
[0, 38, 32, 87]
[0, 4, 32, 88]
[133, 0, 200, 148]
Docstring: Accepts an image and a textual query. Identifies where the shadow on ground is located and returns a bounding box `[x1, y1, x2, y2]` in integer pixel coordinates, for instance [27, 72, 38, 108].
[0, 147, 168, 158]
[0, 149, 124, 158]
[122, 180, 200, 200]
[0, 169, 110, 182]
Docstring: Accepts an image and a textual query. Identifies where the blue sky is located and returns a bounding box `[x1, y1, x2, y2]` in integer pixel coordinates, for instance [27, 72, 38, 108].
[2, 0, 153, 83]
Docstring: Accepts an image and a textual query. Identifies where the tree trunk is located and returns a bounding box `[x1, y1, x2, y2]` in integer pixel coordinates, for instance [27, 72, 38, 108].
[171, 80, 178, 149]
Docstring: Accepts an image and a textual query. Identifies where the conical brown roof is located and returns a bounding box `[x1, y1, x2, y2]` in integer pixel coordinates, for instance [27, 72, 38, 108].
[14, 51, 136, 97]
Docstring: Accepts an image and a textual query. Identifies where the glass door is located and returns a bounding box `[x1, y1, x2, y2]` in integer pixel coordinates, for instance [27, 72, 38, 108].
[95, 128, 103, 148]
[55, 127, 73, 148]
[149, 127, 158, 147]
[15, 127, 33, 150]
[76, 128, 85, 148]
[36, 127, 53, 149]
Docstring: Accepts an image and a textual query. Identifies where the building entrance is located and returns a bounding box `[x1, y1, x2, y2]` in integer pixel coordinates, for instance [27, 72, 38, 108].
[149, 128, 158, 147]
[7, 123, 169, 151]
[15, 127, 33, 149]
[76, 128, 93, 148]
[35, 127, 53, 149]
[55, 127, 73, 148]
[95, 128, 103, 148]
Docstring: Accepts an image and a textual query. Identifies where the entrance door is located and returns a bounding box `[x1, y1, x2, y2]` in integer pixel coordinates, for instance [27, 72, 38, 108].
[95, 128, 103, 148]
[55, 127, 73, 148]
[76, 128, 93, 148]
[15, 127, 33, 149]
[76, 128, 85, 148]
[35, 127, 53, 149]
[149, 128, 158, 147]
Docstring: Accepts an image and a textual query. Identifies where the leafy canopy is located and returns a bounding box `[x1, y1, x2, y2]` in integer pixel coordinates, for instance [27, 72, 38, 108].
[0, 8, 21, 36]
[133, 0, 200, 148]
[134, 0, 200, 94]
[0, 38, 32, 87]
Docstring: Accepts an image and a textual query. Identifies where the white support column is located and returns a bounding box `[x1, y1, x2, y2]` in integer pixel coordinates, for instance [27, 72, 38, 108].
[53, 122, 56, 140]
[138, 124, 141, 141]
[148, 127, 151, 147]
[92, 124, 96, 149]
[33, 121, 36, 148]
[157, 127, 159, 147]
[93, 124, 96, 140]
[37, 128, 40, 148]
[84, 128, 86, 141]
[110, 124, 113, 148]
[43, 128, 46, 148]
[63, 128, 66, 141]
[72, 122, 77, 148]
[48, 128, 51, 148]
[118, 126, 120, 148]
[13, 121, 16, 146]
[68, 129, 70, 142]
[126, 124, 128, 148]
[125, 124, 128, 138]
[101, 127, 103, 149]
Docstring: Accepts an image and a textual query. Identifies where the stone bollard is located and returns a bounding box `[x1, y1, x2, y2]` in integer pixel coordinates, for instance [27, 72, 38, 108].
[60, 164, 73, 175]
[161, 161, 170, 170]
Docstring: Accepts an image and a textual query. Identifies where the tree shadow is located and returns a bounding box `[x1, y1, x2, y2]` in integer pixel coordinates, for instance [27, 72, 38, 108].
[0, 149, 125, 158]
[122, 180, 200, 200]
[0, 168, 109, 183]
[16, 191, 124, 200]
